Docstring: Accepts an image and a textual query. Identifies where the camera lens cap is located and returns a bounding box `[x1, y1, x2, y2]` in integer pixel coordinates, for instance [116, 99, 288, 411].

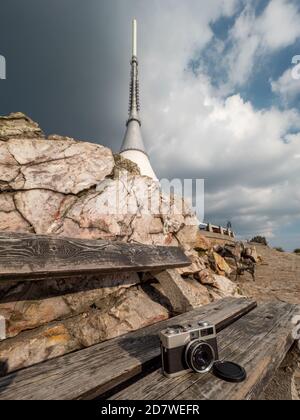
[212, 361, 247, 383]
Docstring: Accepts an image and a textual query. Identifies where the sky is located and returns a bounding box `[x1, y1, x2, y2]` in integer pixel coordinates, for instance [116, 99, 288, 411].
[0, 0, 300, 250]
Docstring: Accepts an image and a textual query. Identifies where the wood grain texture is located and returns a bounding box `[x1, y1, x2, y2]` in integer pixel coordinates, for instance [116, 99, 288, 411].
[0, 297, 256, 400]
[112, 301, 300, 401]
[0, 232, 190, 282]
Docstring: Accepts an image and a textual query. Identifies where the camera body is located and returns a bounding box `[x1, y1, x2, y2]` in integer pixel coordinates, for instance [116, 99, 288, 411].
[160, 321, 218, 378]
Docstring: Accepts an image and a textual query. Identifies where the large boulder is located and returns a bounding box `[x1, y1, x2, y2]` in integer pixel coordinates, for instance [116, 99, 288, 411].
[4, 139, 115, 194]
[0, 140, 195, 245]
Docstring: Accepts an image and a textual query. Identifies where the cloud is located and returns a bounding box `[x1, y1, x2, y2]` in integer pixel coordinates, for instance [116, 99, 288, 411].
[271, 67, 300, 103]
[146, 72, 300, 239]
[209, 0, 300, 90]
[258, 0, 300, 49]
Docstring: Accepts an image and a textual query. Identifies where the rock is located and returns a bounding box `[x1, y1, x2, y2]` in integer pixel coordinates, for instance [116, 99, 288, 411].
[196, 269, 215, 286]
[154, 269, 211, 314]
[149, 217, 164, 234]
[160, 194, 187, 234]
[0, 126, 200, 244]
[0, 113, 44, 141]
[211, 252, 232, 276]
[14, 190, 77, 234]
[214, 243, 242, 261]
[230, 243, 244, 261]
[176, 225, 211, 251]
[47, 134, 76, 142]
[209, 275, 240, 299]
[244, 246, 259, 263]
[1, 298, 71, 338]
[53, 181, 133, 240]
[0, 140, 19, 165]
[46, 173, 187, 245]
[0, 272, 140, 338]
[8, 139, 115, 194]
[0, 195, 32, 232]
[0, 284, 169, 373]
[0, 316, 5, 341]
[129, 215, 162, 245]
[0, 193, 15, 212]
[0, 323, 77, 374]
[72, 287, 170, 347]
[142, 281, 174, 313]
[0, 141, 20, 191]
[213, 243, 258, 280]
[223, 257, 238, 272]
[176, 249, 206, 276]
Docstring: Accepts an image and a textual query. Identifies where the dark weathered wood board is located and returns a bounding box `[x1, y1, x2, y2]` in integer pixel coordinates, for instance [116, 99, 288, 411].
[0, 297, 256, 400]
[0, 232, 190, 282]
[111, 301, 299, 401]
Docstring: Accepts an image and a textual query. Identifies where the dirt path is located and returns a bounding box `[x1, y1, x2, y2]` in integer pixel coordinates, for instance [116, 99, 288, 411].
[237, 244, 300, 304]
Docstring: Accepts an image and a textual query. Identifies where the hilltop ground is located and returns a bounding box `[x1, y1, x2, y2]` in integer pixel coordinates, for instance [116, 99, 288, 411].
[238, 244, 300, 305]
[237, 244, 300, 400]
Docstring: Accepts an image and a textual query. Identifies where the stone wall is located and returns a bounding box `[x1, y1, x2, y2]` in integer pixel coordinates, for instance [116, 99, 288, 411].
[0, 113, 243, 374]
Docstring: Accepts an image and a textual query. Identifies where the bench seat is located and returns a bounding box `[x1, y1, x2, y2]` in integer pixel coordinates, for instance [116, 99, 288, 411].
[0, 297, 256, 400]
[111, 301, 300, 400]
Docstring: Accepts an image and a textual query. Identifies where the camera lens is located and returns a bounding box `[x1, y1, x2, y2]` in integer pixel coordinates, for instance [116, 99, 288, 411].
[198, 321, 209, 327]
[185, 340, 215, 373]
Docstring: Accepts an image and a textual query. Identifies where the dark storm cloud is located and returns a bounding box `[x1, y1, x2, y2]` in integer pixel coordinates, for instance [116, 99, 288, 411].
[0, 0, 136, 151]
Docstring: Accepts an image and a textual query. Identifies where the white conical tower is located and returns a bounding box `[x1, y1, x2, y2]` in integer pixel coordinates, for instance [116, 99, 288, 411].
[120, 19, 158, 180]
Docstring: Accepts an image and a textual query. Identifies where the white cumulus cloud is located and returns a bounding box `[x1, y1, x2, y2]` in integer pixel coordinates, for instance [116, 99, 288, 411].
[218, 0, 300, 89]
[271, 67, 300, 103]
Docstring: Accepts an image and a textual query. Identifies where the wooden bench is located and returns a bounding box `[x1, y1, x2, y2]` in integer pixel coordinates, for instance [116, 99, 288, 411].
[0, 297, 298, 400]
[0, 233, 298, 400]
[0, 298, 257, 400]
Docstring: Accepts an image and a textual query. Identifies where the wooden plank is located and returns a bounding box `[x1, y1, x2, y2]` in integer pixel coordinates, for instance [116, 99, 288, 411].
[111, 301, 299, 401]
[0, 232, 190, 282]
[176, 302, 299, 401]
[0, 297, 256, 400]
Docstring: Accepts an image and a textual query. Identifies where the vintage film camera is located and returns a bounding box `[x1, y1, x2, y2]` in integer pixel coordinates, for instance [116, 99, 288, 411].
[160, 321, 219, 378]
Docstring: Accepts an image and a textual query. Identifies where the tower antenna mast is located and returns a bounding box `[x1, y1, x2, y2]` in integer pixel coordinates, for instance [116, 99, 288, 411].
[120, 19, 157, 180]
